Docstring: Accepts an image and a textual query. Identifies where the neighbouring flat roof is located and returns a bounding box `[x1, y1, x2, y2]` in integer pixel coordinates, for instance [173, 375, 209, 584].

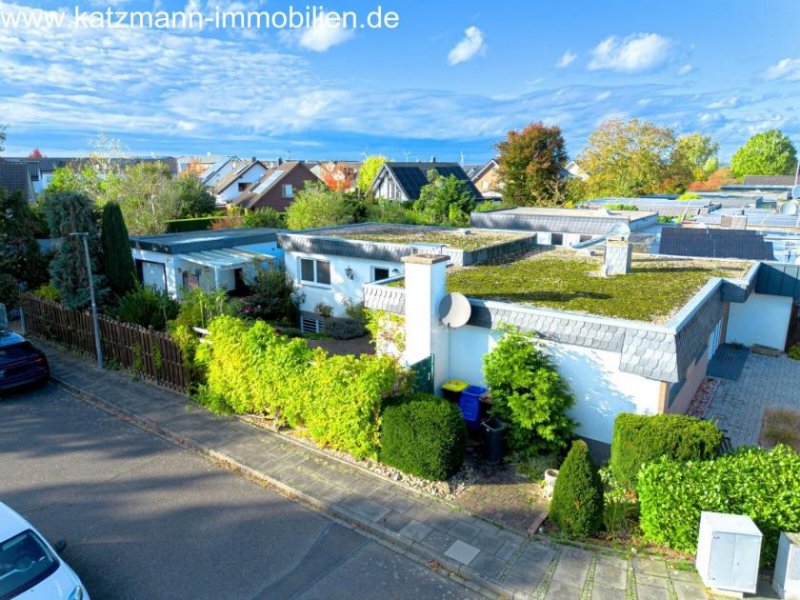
[130, 227, 281, 255]
[496, 207, 656, 219]
[320, 223, 530, 251]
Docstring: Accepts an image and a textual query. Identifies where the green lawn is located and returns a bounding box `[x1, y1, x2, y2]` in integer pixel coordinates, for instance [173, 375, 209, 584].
[446, 251, 751, 323]
[330, 229, 528, 251]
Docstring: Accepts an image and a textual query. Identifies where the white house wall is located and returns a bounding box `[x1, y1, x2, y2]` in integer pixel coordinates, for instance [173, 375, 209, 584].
[446, 325, 662, 444]
[285, 251, 404, 317]
[726, 292, 792, 351]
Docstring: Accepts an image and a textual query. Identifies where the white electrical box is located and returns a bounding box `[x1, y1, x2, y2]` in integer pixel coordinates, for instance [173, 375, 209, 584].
[696, 511, 762, 595]
[773, 532, 800, 600]
[537, 232, 552, 246]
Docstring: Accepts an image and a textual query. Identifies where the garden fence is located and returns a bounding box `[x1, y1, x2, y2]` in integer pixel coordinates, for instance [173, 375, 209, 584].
[20, 294, 191, 392]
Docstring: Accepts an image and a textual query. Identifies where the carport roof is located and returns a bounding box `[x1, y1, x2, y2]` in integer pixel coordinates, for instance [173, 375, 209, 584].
[181, 248, 273, 269]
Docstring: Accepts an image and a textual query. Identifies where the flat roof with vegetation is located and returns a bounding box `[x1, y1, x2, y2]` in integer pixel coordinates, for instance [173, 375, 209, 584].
[445, 250, 751, 323]
[326, 225, 529, 251]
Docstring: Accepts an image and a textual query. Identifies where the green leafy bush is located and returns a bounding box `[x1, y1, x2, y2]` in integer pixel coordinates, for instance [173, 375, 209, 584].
[111, 284, 179, 331]
[549, 440, 604, 538]
[241, 263, 300, 325]
[483, 326, 575, 454]
[380, 393, 467, 480]
[197, 315, 401, 458]
[604, 203, 638, 210]
[33, 283, 61, 302]
[677, 192, 702, 200]
[610, 413, 723, 490]
[242, 207, 284, 228]
[788, 344, 800, 360]
[638, 445, 800, 565]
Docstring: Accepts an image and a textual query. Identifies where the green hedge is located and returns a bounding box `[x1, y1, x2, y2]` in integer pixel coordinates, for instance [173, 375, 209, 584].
[549, 439, 604, 538]
[165, 216, 227, 233]
[638, 445, 800, 565]
[380, 393, 466, 480]
[196, 315, 400, 458]
[610, 413, 723, 490]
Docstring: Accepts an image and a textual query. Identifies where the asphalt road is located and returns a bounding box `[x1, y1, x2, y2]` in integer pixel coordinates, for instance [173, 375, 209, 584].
[0, 384, 480, 600]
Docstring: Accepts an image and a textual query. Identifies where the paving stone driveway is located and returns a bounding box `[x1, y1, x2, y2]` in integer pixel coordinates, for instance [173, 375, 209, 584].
[705, 352, 800, 448]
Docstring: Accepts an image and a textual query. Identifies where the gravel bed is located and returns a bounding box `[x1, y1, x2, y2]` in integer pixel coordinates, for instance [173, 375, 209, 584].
[687, 377, 720, 418]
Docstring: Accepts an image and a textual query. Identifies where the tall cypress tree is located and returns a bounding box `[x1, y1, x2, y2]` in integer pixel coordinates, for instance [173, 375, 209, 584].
[44, 190, 107, 310]
[100, 202, 136, 298]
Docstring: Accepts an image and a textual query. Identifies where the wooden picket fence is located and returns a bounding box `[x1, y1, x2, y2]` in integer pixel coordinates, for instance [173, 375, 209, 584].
[20, 294, 191, 392]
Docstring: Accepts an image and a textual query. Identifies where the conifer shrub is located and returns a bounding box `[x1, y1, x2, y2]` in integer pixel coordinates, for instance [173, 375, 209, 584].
[549, 439, 604, 538]
[379, 393, 467, 480]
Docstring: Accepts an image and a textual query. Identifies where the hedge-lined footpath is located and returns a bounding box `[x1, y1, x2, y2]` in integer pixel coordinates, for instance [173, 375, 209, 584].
[196, 315, 402, 459]
[638, 444, 800, 565]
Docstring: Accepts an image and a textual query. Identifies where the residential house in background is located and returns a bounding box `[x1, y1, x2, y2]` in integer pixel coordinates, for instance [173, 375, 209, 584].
[565, 160, 589, 181]
[129, 228, 283, 298]
[177, 155, 221, 177]
[233, 161, 320, 212]
[0, 161, 36, 202]
[369, 161, 481, 202]
[200, 156, 242, 187]
[212, 159, 270, 206]
[470, 158, 502, 198]
[278, 223, 536, 332]
[310, 161, 360, 191]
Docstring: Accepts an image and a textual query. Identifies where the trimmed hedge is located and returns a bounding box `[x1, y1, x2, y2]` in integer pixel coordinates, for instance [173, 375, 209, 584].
[380, 393, 466, 480]
[638, 445, 800, 565]
[164, 216, 227, 233]
[610, 413, 723, 490]
[549, 439, 604, 538]
[196, 315, 400, 458]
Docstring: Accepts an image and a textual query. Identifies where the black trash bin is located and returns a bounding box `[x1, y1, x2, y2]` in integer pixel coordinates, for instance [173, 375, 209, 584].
[481, 417, 507, 464]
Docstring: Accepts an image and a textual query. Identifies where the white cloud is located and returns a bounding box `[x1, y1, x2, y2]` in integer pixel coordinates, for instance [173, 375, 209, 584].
[588, 33, 673, 73]
[595, 91, 611, 101]
[677, 64, 694, 76]
[764, 58, 800, 81]
[447, 26, 485, 66]
[556, 50, 577, 68]
[296, 10, 355, 52]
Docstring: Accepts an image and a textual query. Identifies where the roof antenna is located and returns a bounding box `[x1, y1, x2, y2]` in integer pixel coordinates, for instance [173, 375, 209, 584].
[403, 151, 412, 162]
[459, 151, 465, 166]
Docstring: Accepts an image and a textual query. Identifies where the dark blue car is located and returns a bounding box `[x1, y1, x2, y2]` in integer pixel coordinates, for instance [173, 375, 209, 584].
[0, 331, 49, 393]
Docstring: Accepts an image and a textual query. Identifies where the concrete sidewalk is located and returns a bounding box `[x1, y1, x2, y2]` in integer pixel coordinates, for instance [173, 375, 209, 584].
[38, 340, 713, 600]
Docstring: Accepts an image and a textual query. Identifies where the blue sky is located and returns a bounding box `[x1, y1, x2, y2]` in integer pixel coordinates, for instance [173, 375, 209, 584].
[1, 0, 799, 162]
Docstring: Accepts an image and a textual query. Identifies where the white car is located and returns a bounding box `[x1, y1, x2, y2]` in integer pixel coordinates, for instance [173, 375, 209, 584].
[0, 501, 89, 600]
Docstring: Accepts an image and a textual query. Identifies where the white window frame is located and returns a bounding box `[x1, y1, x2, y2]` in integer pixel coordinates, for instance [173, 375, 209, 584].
[282, 183, 294, 199]
[298, 257, 331, 287]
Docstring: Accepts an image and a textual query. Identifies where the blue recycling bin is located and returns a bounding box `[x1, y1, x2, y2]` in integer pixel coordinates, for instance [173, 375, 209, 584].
[459, 385, 488, 428]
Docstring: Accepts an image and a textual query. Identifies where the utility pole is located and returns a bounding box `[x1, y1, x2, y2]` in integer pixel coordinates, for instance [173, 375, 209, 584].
[70, 232, 104, 369]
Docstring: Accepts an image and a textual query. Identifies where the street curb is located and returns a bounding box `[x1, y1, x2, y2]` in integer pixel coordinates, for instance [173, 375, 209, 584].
[49, 376, 508, 599]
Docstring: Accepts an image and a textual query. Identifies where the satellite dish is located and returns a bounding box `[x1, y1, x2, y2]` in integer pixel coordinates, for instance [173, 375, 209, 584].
[792, 185, 800, 200]
[779, 201, 799, 216]
[439, 293, 471, 328]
